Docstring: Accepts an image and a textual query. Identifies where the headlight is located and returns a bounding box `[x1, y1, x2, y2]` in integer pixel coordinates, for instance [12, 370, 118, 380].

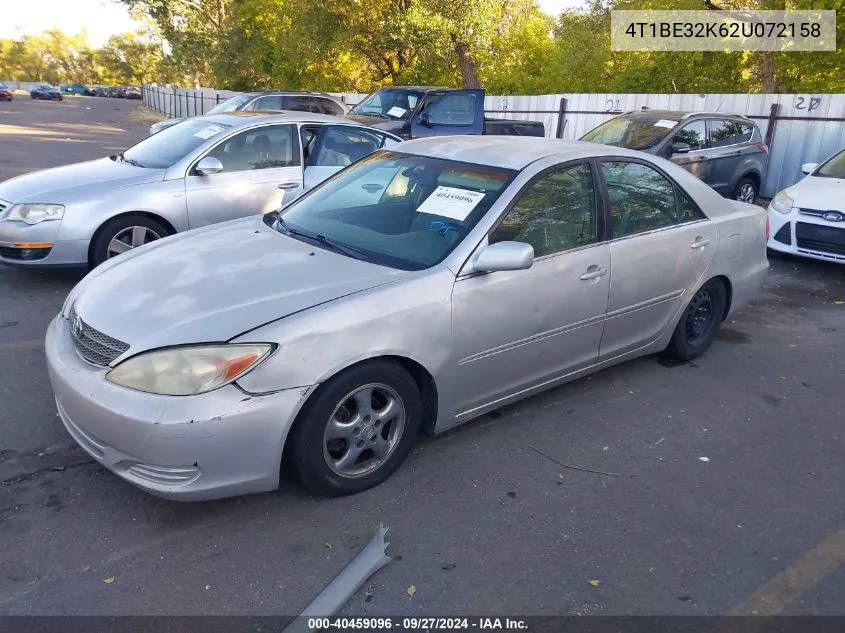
[5, 203, 65, 224]
[770, 191, 794, 215]
[106, 344, 274, 396]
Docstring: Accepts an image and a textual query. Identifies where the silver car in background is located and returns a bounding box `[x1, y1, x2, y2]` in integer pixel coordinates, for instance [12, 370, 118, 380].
[149, 91, 350, 135]
[0, 112, 400, 268]
[46, 137, 768, 501]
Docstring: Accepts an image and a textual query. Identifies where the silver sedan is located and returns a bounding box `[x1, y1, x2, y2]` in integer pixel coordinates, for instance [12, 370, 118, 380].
[46, 137, 768, 500]
[0, 112, 400, 268]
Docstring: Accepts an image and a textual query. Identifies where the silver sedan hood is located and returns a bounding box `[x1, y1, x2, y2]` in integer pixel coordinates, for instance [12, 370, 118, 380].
[72, 217, 404, 356]
[0, 158, 164, 204]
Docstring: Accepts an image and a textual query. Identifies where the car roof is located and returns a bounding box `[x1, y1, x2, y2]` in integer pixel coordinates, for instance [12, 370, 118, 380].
[394, 136, 652, 170]
[616, 109, 753, 122]
[244, 91, 344, 101]
[196, 111, 396, 132]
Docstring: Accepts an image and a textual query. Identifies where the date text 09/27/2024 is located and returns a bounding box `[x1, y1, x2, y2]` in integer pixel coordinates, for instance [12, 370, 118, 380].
[307, 617, 529, 630]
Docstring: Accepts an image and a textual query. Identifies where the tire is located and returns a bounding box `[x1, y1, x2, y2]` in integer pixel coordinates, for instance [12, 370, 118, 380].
[733, 176, 758, 205]
[89, 214, 169, 268]
[661, 278, 727, 362]
[286, 359, 423, 497]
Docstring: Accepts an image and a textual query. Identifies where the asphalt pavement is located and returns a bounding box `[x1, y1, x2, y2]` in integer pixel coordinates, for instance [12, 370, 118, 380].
[1, 95, 845, 617]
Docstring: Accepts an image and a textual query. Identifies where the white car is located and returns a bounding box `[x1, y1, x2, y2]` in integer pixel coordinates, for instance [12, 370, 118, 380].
[767, 148, 845, 264]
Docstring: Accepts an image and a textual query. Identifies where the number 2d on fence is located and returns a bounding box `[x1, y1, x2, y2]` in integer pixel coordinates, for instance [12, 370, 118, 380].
[794, 96, 822, 112]
[606, 99, 621, 113]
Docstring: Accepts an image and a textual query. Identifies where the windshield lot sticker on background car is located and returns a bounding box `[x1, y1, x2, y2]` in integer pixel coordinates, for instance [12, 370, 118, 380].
[654, 119, 677, 129]
[387, 106, 407, 118]
[416, 186, 486, 221]
[193, 124, 225, 139]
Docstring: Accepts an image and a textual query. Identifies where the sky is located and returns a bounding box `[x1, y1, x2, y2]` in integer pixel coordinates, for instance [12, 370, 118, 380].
[0, 0, 588, 48]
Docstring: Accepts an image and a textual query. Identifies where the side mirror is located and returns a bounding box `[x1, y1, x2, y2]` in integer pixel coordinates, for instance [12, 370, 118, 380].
[195, 156, 223, 176]
[473, 241, 534, 273]
[671, 142, 691, 155]
[801, 162, 818, 175]
[417, 111, 431, 127]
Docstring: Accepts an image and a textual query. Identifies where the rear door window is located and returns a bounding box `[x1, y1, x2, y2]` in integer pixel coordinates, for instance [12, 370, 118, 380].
[709, 119, 738, 148]
[282, 95, 315, 112]
[734, 121, 755, 144]
[247, 95, 283, 111]
[314, 97, 345, 115]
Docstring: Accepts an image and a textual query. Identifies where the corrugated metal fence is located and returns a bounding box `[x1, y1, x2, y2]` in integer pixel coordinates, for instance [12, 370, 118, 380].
[142, 85, 845, 198]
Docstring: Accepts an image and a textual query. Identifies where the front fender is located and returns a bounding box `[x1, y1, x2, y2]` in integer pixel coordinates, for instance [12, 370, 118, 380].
[232, 267, 455, 394]
[55, 180, 189, 241]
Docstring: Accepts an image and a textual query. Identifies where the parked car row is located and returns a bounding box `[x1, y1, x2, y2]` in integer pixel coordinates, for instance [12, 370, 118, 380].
[0, 85, 838, 502]
[30, 84, 64, 101]
[41, 136, 768, 500]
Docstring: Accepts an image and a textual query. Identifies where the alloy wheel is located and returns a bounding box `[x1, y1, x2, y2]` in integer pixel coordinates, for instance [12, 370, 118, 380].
[107, 226, 162, 258]
[736, 183, 756, 204]
[323, 383, 406, 478]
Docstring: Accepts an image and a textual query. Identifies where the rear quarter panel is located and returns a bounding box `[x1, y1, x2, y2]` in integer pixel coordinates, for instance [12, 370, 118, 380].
[705, 199, 769, 317]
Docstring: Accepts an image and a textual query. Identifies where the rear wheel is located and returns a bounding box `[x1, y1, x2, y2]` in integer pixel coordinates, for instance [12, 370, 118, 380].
[286, 360, 423, 496]
[733, 177, 758, 205]
[89, 214, 168, 268]
[661, 278, 726, 362]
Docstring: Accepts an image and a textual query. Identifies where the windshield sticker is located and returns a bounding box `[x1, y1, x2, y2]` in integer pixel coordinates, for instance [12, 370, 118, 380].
[416, 186, 486, 221]
[654, 119, 678, 129]
[387, 106, 407, 118]
[193, 124, 224, 139]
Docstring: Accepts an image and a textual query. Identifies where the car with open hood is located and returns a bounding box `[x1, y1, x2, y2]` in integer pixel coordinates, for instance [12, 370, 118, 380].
[46, 136, 768, 501]
[0, 112, 400, 268]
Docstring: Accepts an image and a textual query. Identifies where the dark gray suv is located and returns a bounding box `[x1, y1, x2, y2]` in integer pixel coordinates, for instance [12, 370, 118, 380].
[580, 110, 769, 204]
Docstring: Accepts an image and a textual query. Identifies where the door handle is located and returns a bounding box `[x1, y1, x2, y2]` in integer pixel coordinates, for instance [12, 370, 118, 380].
[691, 238, 712, 249]
[580, 266, 608, 281]
[277, 181, 299, 190]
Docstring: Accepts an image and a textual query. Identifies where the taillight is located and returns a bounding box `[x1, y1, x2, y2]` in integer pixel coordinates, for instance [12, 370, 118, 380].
[758, 143, 769, 153]
[765, 216, 770, 241]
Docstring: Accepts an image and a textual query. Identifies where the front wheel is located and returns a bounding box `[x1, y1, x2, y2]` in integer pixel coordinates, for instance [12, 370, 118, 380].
[89, 215, 168, 268]
[287, 360, 423, 496]
[662, 278, 726, 362]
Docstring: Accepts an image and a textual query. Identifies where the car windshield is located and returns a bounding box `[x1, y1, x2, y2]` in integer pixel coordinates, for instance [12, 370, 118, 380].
[816, 150, 845, 179]
[351, 89, 425, 120]
[207, 94, 255, 114]
[120, 119, 232, 169]
[581, 114, 681, 150]
[273, 151, 516, 270]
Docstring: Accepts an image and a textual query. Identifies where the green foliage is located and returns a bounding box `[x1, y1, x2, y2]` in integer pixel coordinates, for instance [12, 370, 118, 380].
[2, 0, 842, 93]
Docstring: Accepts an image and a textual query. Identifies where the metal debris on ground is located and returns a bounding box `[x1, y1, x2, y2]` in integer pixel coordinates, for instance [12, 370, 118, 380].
[525, 443, 621, 477]
[283, 524, 391, 633]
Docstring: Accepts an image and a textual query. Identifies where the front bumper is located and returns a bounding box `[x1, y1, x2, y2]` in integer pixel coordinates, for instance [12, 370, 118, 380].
[0, 219, 89, 267]
[768, 208, 845, 264]
[45, 315, 312, 500]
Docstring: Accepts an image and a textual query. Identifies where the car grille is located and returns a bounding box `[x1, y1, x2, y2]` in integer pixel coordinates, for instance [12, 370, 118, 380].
[68, 305, 129, 366]
[795, 221, 845, 257]
[0, 199, 8, 216]
[799, 208, 845, 222]
[773, 222, 791, 245]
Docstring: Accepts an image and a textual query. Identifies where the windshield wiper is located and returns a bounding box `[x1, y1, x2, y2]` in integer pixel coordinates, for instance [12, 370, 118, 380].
[116, 151, 146, 168]
[354, 111, 392, 120]
[276, 216, 372, 262]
